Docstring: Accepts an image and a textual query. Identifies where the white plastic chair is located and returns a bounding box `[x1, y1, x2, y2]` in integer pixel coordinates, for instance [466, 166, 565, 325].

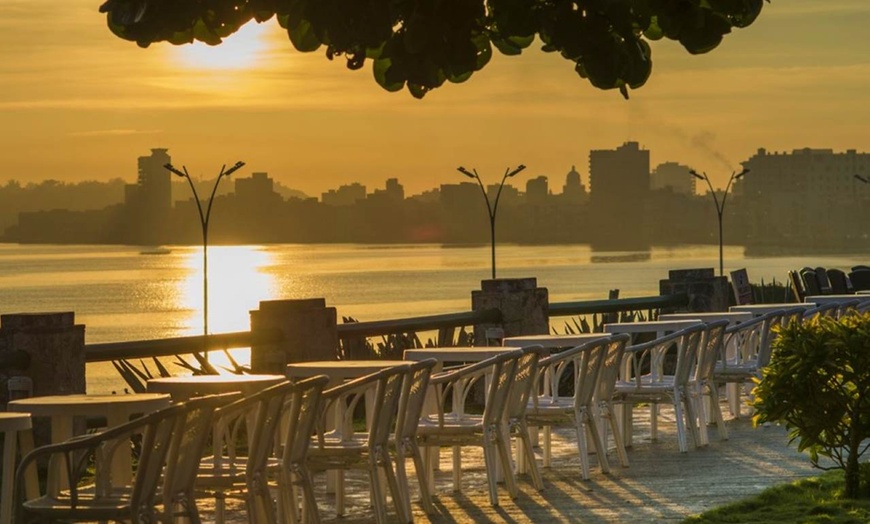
[275, 375, 330, 524]
[417, 349, 523, 506]
[393, 358, 438, 523]
[711, 308, 800, 416]
[594, 334, 631, 466]
[525, 337, 609, 479]
[692, 320, 730, 445]
[16, 393, 235, 524]
[613, 324, 706, 453]
[307, 364, 409, 523]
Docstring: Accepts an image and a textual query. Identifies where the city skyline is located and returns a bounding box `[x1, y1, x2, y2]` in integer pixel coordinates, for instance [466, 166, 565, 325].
[2, 1, 869, 197]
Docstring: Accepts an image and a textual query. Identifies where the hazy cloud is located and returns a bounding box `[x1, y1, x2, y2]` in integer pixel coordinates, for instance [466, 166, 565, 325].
[69, 129, 163, 138]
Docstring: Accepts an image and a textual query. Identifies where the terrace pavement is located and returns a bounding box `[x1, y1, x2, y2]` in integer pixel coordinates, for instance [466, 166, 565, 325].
[203, 400, 818, 523]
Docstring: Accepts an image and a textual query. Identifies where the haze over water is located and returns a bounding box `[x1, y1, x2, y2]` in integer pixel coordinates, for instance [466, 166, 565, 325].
[2, 243, 865, 393]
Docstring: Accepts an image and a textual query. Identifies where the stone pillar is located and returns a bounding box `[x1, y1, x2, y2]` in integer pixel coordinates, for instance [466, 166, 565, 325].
[0, 312, 86, 407]
[249, 299, 339, 374]
[659, 268, 731, 313]
[471, 278, 549, 345]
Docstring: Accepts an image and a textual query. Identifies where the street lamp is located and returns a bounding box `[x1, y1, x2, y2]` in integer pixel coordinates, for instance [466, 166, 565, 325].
[457, 164, 526, 279]
[855, 174, 869, 184]
[165, 161, 245, 337]
[690, 167, 749, 277]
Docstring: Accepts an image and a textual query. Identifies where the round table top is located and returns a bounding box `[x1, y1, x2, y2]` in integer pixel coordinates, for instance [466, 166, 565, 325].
[147, 374, 286, 399]
[286, 360, 408, 382]
[8, 393, 170, 417]
[502, 333, 610, 348]
[0, 412, 32, 431]
[603, 319, 701, 333]
[403, 347, 518, 362]
[659, 312, 754, 324]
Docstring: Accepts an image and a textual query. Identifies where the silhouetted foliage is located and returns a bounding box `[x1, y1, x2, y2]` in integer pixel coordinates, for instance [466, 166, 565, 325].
[98, 0, 765, 99]
[753, 313, 870, 499]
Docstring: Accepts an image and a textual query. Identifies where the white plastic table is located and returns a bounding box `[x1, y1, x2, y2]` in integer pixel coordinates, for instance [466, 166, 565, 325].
[146, 373, 287, 401]
[603, 319, 701, 337]
[1, 413, 34, 524]
[729, 303, 815, 316]
[658, 312, 753, 324]
[8, 393, 170, 495]
[804, 295, 865, 305]
[502, 333, 611, 349]
[286, 360, 408, 386]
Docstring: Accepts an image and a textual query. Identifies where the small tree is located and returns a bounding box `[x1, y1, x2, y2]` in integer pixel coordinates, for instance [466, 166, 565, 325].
[753, 312, 870, 499]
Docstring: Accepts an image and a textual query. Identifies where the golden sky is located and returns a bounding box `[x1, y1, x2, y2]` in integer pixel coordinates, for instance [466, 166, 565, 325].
[1, 1, 869, 196]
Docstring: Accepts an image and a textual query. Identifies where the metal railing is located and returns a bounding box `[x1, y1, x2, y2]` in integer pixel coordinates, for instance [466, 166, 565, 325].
[549, 294, 688, 317]
[83, 294, 687, 363]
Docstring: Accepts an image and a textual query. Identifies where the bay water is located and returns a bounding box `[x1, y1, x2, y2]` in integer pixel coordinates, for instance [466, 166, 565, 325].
[1, 243, 865, 392]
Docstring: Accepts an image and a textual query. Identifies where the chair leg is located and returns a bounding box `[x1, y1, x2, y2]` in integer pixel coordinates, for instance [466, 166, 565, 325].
[707, 384, 729, 440]
[573, 416, 591, 480]
[495, 424, 519, 500]
[692, 385, 710, 447]
[584, 409, 610, 474]
[672, 394, 689, 453]
[516, 421, 543, 491]
[481, 437, 501, 506]
[543, 425, 552, 468]
[682, 387, 702, 449]
[452, 444, 462, 493]
[393, 448, 413, 523]
[409, 443, 435, 515]
[368, 457, 388, 524]
[380, 450, 406, 524]
[604, 405, 630, 468]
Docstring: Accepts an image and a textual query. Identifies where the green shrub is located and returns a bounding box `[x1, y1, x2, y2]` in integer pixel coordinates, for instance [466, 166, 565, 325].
[753, 312, 870, 499]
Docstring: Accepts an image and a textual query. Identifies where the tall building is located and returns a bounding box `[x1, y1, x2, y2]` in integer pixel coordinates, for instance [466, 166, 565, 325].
[738, 147, 870, 248]
[123, 148, 172, 244]
[651, 162, 695, 195]
[588, 141, 651, 247]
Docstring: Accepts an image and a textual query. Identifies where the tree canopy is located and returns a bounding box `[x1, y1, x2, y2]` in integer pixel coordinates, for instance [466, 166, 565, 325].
[99, 0, 766, 99]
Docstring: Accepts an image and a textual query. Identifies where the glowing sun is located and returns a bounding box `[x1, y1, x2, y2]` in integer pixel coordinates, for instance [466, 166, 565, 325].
[174, 22, 270, 70]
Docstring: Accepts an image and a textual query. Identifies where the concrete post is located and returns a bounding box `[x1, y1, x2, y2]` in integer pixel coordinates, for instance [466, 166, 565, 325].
[249, 299, 339, 374]
[659, 268, 731, 313]
[471, 278, 549, 345]
[0, 312, 86, 408]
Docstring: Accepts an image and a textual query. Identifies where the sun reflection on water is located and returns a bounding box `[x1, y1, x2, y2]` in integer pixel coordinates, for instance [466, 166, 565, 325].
[180, 245, 275, 371]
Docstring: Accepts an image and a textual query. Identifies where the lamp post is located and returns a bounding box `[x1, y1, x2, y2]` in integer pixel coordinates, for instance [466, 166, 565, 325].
[690, 167, 749, 277]
[165, 161, 245, 337]
[856, 174, 869, 185]
[457, 164, 526, 279]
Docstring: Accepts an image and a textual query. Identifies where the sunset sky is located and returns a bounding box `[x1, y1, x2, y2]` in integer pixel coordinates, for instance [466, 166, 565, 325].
[1, 1, 868, 197]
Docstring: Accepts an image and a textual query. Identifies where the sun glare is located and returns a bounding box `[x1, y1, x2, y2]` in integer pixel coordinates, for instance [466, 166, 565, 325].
[174, 22, 270, 71]
[180, 246, 274, 371]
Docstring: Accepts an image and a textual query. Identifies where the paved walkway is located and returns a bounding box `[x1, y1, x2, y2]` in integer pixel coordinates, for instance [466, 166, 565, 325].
[203, 403, 817, 523]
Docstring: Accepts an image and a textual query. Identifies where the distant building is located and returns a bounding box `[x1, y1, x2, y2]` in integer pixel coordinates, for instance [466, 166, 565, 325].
[561, 165, 588, 204]
[370, 178, 405, 201]
[123, 148, 172, 244]
[235, 172, 277, 202]
[739, 147, 870, 247]
[321, 183, 366, 206]
[525, 176, 549, 205]
[588, 141, 651, 247]
[651, 162, 695, 195]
